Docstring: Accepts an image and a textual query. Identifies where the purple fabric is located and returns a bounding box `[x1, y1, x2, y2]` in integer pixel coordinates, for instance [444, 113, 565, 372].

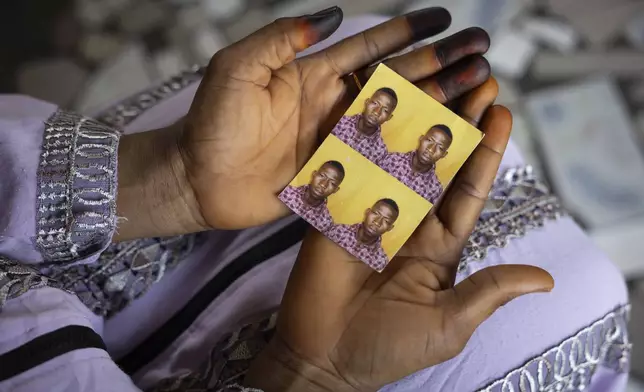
[278, 185, 334, 232]
[379, 151, 443, 203]
[0, 14, 630, 392]
[0, 96, 56, 264]
[332, 114, 389, 163]
[326, 223, 389, 272]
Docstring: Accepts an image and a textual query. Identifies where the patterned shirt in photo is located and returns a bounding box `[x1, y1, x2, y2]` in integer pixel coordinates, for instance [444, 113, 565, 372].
[380, 151, 444, 204]
[331, 114, 388, 163]
[279, 185, 334, 232]
[327, 223, 389, 272]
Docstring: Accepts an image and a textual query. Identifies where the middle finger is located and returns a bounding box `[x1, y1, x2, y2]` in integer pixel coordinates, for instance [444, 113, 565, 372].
[358, 27, 491, 84]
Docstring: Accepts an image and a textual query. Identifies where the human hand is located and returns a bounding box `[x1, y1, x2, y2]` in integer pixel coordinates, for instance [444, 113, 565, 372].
[169, 7, 492, 233]
[244, 80, 555, 392]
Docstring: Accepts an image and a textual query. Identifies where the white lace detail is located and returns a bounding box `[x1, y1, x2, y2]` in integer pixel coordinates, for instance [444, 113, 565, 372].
[459, 166, 565, 272]
[478, 304, 631, 392]
[36, 111, 120, 263]
[0, 256, 64, 309]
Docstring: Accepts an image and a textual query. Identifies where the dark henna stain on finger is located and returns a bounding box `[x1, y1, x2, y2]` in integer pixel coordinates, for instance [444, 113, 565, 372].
[300, 6, 344, 46]
[434, 27, 491, 67]
[436, 55, 491, 102]
[406, 7, 452, 42]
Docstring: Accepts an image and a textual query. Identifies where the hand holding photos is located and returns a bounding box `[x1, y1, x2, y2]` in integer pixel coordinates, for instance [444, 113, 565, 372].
[280, 64, 484, 271]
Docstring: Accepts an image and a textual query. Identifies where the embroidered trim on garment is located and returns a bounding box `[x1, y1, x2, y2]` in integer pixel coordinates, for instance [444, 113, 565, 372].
[36, 111, 120, 263]
[96, 65, 205, 129]
[148, 314, 278, 391]
[149, 305, 630, 392]
[0, 256, 64, 309]
[459, 165, 564, 272]
[41, 235, 203, 318]
[219, 385, 263, 392]
[478, 304, 631, 392]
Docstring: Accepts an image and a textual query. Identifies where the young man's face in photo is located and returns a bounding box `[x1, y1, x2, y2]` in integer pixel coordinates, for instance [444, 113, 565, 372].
[416, 127, 451, 165]
[362, 201, 398, 238]
[309, 164, 343, 200]
[362, 91, 396, 128]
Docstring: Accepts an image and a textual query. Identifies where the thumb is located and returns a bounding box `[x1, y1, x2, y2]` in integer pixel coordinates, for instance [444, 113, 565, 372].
[441, 265, 554, 338]
[213, 7, 343, 86]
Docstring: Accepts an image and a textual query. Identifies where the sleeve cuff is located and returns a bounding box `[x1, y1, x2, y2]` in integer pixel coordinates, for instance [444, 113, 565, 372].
[36, 110, 120, 263]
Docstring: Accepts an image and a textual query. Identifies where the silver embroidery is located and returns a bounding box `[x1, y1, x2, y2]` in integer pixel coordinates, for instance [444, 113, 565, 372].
[37, 111, 120, 263]
[478, 304, 631, 392]
[219, 386, 263, 392]
[96, 65, 205, 129]
[35, 67, 206, 318]
[149, 305, 630, 392]
[0, 256, 64, 309]
[42, 234, 203, 318]
[459, 166, 565, 272]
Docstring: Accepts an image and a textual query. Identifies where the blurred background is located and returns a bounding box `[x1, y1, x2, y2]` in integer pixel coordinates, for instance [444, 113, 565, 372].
[2, 0, 644, 389]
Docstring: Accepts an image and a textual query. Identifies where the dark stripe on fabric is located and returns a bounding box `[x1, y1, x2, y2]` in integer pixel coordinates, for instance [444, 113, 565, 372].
[117, 218, 308, 374]
[0, 325, 107, 382]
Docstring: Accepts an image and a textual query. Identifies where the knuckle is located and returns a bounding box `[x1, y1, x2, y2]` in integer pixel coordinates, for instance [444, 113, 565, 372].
[360, 31, 382, 60]
[209, 48, 231, 69]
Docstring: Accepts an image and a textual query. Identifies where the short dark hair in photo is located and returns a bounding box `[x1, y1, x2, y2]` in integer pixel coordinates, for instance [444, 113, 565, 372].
[375, 87, 398, 105]
[323, 160, 345, 177]
[378, 198, 399, 214]
[432, 124, 453, 141]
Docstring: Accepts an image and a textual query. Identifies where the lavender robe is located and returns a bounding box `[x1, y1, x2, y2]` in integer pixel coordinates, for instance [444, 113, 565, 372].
[0, 15, 630, 392]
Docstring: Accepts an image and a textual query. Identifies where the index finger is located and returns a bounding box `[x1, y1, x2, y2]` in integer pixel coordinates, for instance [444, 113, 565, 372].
[317, 7, 452, 75]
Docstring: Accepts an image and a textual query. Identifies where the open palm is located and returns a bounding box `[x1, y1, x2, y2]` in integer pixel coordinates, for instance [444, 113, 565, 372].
[179, 7, 494, 230]
[249, 83, 554, 391]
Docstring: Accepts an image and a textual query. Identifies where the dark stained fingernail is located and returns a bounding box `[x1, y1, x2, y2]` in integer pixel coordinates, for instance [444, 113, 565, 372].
[406, 7, 452, 42]
[436, 55, 491, 102]
[434, 27, 491, 67]
[301, 6, 344, 45]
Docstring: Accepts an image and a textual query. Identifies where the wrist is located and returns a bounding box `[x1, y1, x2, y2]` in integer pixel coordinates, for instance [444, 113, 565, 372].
[244, 338, 360, 392]
[115, 121, 208, 241]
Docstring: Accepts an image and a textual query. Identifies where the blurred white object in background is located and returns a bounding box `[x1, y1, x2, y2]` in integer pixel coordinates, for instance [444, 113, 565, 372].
[75, 44, 153, 114]
[486, 28, 537, 79]
[153, 49, 189, 80]
[518, 16, 579, 52]
[271, 0, 400, 19]
[626, 12, 644, 49]
[192, 25, 228, 64]
[526, 78, 644, 228]
[591, 218, 644, 278]
[77, 0, 112, 27]
[402, 0, 530, 45]
[203, 0, 246, 21]
[495, 77, 520, 107]
[80, 33, 125, 64]
[531, 51, 644, 79]
[18, 59, 88, 108]
[507, 106, 545, 177]
[547, 0, 644, 47]
[119, 1, 169, 34]
[636, 111, 644, 138]
[225, 9, 272, 42]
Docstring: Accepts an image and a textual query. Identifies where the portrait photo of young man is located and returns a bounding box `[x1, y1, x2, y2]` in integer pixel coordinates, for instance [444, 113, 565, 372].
[331, 87, 398, 163]
[327, 198, 399, 272]
[279, 160, 345, 232]
[379, 124, 453, 204]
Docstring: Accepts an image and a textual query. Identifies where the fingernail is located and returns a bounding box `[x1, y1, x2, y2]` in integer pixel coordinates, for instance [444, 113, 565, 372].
[435, 27, 491, 66]
[406, 7, 452, 41]
[301, 6, 343, 44]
